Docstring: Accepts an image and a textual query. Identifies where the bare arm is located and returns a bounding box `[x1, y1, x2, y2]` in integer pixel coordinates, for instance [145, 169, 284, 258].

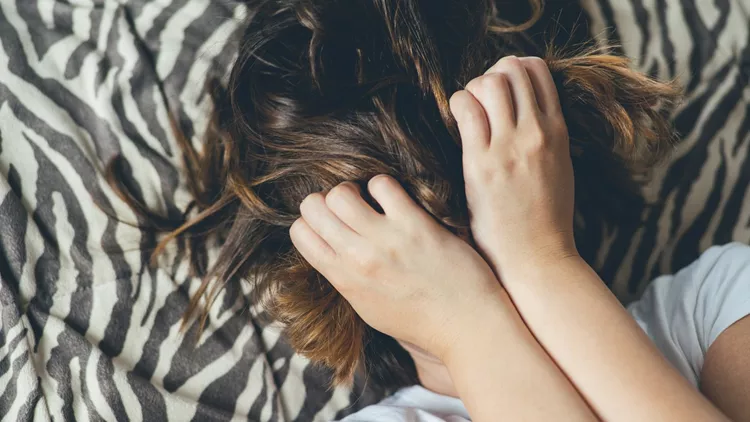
[444, 289, 597, 422]
[496, 254, 725, 421]
[700, 315, 750, 420]
[452, 55, 727, 421]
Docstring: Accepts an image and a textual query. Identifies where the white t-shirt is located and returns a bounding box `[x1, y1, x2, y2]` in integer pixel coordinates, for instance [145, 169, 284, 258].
[339, 243, 750, 421]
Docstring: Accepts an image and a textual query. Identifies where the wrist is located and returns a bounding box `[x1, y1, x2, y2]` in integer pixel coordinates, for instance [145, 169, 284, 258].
[480, 236, 581, 280]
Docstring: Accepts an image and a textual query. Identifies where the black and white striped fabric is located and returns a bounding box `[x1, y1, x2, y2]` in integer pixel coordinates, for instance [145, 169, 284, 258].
[0, 0, 747, 420]
[581, 0, 750, 302]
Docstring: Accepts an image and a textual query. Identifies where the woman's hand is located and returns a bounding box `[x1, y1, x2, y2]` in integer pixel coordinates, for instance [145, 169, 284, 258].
[291, 176, 599, 422]
[289, 176, 504, 360]
[450, 55, 577, 276]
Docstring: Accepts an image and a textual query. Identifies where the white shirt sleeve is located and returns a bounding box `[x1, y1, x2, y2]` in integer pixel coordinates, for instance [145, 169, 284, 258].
[337, 386, 471, 422]
[627, 242, 750, 387]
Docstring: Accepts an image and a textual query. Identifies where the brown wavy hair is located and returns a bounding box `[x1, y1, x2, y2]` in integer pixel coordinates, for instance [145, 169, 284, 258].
[108, 0, 680, 390]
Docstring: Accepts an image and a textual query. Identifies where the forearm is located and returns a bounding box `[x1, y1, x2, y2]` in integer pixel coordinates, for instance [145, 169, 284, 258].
[445, 291, 597, 422]
[495, 254, 726, 421]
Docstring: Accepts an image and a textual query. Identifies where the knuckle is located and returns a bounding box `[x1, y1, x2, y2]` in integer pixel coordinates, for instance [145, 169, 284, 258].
[525, 133, 549, 155]
[368, 174, 396, 193]
[353, 248, 381, 276]
[450, 92, 480, 121]
[526, 140, 546, 156]
[326, 183, 357, 208]
[385, 244, 407, 267]
[461, 103, 485, 125]
[485, 73, 508, 91]
[485, 73, 507, 90]
[501, 159, 517, 174]
[465, 77, 483, 94]
[524, 121, 547, 143]
[524, 137, 549, 157]
[500, 55, 523, 70]
[553, 118, 569, 137]
[524, 56, 547, 68]
[470, 158, 508, 181]
[449, 90, 466, 107]
[299, 192, 324, 214]
[468, 74, 507, 96]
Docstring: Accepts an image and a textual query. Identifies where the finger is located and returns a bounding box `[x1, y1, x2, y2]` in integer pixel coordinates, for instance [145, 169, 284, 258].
[465, 73, 515, 137]
[519, 57, 561, 115]
[485, 55, 539, 119]
[326, 182, 383, 235]
[367, 175, 427, 222]
[450, 90, 491, 150]
[290, 217, 337, 272]
[299, 192, 361, 252]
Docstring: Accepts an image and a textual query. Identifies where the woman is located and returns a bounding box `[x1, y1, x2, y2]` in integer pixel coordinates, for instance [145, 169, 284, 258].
[108, 0, 749, 408]
[292, 56, 750, 421]
[110, 0, 684, 392]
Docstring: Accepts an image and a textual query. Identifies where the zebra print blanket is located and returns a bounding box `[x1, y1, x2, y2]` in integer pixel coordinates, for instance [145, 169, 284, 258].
[0, 0, 747, 420]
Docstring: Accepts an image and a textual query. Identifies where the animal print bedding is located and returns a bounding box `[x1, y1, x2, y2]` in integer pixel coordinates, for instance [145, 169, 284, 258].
[0, 0, 747, 420]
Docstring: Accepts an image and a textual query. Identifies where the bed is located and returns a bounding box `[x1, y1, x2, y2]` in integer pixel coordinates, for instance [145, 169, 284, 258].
[0, 0, 747, 420]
